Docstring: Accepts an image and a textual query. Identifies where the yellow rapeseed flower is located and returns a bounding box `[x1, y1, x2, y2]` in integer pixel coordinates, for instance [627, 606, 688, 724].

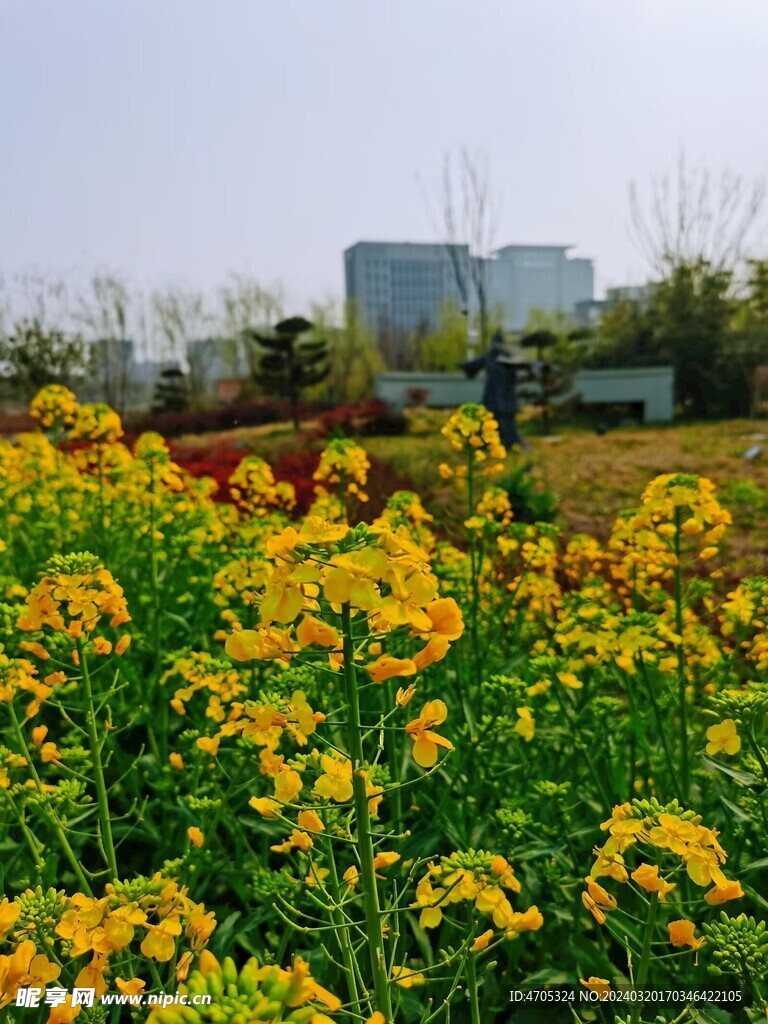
[405, 700, 453, 768]
[668, 919, 705, 950]
[705, 719, 741, 756]
[314, 752, 353, 802]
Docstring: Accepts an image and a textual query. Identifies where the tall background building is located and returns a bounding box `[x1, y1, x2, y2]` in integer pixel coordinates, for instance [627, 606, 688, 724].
[344, 240, 595, 352]
[344, 241, 469, 328]
[485, 245, 594, 331]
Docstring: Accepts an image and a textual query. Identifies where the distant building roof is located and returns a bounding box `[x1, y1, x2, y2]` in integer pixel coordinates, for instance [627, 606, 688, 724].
[345, 240, 468, 252]
[493, 244, 573, 255]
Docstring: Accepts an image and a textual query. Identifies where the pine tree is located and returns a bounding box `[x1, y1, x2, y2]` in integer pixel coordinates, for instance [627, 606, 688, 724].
[246, 317, 329, 429]
[151, 365, 190, 414]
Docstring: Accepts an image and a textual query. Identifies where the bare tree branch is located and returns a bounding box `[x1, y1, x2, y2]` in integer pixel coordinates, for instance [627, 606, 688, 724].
[630, 150, 766, 273]
[421, 148, 499, 346]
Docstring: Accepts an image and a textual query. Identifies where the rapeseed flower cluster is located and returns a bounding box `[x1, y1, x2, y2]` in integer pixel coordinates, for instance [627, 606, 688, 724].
[584, 799, 743, 937]
[633, 473, 732, 561]
[439, 403, 507, 480]
[17, 552, 130, 648]
[229, 455, 296, 516]
[132, 432, 187, 493]
[373, 490, 436, 554]
[0, 875, 216, 1012]
[162, 651, 248, 720]
[413, 850, 543, 940]
[224, 520, 463, 682]
[312, 438, 370, 503]
[720, 575, 768, 672]
[29, 385, 79, 432]
[0, 653, 64, 720]
[70, 402, 124, 444]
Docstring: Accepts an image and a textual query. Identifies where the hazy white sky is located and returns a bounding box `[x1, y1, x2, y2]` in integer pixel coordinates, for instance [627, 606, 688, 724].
[2, 0, 767, 310]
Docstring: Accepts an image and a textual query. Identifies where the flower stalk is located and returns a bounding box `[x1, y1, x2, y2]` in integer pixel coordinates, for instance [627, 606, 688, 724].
[77, 639, 119, 880]
[630, 891, 659, 1024]
[672, 508, 688, 801]
[9, 701, 92, 894]
[341, 604, 394, 1022]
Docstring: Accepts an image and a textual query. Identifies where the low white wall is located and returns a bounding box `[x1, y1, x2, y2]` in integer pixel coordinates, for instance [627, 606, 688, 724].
[573, 368, 674, 422]
[375, 372, 484, 408]
[374, 367, 675, 422]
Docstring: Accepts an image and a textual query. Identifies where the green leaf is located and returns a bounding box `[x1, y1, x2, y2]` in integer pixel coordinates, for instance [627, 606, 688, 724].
[210, 911, 241, 957]
[718, 796, 753, 821]
[744, 883, 768, 911]
[690, 1007, 742, 1024]
[518, 966, 571, 988]
[701, 755, 759, 786]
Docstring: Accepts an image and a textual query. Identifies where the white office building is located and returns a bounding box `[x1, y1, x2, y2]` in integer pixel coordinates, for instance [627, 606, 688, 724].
[344, 241, 470, 336]
[486, 245, 594, 331]
[344, 240, 594, 339]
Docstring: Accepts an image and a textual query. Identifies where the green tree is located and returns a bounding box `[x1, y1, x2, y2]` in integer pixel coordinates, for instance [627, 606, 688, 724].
[520, 308, 585, 374]
[416, 299, 469, 371]
[588, 261, 738, 417]
[610, 154, 768, 418]
[246, 316, 329, 429]
[587, 297, 658, 367]
[150, 365, 191, 414]
[729, 259, 768, 414]
[653, 260, 733, 416]
[309, 299, 383, 402]
[0, 318, 88, 400]
[518, 326, 582, 434]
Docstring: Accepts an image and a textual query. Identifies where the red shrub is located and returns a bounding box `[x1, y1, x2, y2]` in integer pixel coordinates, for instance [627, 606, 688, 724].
[0, 413, 36, 436]
[128, 399, 330, 439]
[272, 450, 321, 513]
[315, 401, 406, 438]
[170, 444, 244, 501]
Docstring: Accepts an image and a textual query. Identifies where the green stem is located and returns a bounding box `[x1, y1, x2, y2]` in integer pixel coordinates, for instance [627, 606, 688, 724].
[384, 680, 404, 831]
[78, 640, 119, 880]
[672, 510, 689, 801]
[630, 891, 659, 1024]
[553, 687, 613, 811]
[467, 954, 481, 1024]
[466, 453, 482, 686]
[637, 656, 677, 795]
[341, 605, 394, 1022]
[2, 788, 45, 873]
[147, 465, 167, 762]
[188, 760, 248, 900]
[9, 703, 92, 894]
[323, 836, 362, 1011]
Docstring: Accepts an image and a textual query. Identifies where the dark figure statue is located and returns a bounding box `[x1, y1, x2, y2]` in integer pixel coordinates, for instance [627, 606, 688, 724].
[459, 330, 529, 449]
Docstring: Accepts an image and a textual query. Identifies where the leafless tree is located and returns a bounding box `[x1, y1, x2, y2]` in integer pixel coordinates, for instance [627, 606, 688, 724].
[219, 274, 284, 378]
[422, 148, 499, 348]
[629, 151, 766, 274]
[219, 274, 284, 334]
[151, 285, 215, 403]
[76, 274, 134, 412]
[4, 271, 73, 332]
